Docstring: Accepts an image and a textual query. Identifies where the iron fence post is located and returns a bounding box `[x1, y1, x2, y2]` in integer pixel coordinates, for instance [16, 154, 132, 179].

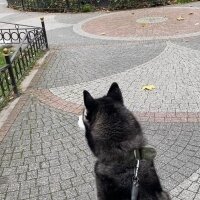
[3, 48, 19, 96]
[40, 17, 49, 49]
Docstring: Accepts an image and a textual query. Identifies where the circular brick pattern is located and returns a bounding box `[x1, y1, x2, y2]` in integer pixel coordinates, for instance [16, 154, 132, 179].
[76, 7, 200, 40]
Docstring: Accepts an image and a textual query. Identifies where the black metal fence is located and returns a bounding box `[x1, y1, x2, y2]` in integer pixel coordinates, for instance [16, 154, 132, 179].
[0, 18, 48, 108]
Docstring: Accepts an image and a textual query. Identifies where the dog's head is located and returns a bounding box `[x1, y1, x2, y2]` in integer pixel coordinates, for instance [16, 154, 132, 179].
[78, 82, 123, 131]
[78, 82, 145, 159]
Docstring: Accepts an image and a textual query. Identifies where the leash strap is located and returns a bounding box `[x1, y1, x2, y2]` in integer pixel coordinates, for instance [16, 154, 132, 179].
[131, 177, 139, 200]
[131, 151, 140, 200]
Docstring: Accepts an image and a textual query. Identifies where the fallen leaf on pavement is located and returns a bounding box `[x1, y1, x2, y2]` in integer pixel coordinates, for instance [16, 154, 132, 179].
[100, 33, 106, 35]
[177, 16, 184, 21]
[142, 85, 156, 91]
[189, 12, 194, 15]
[141, 23, 146, 27]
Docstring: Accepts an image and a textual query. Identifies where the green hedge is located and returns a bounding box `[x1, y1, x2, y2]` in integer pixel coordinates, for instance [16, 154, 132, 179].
[109, 0, 168, 10]
[7, 0, 169, 12]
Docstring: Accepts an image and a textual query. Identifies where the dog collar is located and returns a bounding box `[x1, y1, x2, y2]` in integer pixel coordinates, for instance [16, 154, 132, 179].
[130, 146, 157, 161]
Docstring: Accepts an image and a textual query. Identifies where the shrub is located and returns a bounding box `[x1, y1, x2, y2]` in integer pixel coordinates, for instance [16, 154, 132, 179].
[81, 3, 94, 12]
[176, 0, 191, 3]
[109, 0, 168, 10]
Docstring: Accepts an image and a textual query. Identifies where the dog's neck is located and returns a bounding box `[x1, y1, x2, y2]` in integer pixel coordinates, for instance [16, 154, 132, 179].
[99, 146, 156, 165]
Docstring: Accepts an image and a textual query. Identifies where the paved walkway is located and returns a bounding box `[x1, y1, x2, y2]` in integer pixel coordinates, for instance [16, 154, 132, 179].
[1, 1, 200, 199]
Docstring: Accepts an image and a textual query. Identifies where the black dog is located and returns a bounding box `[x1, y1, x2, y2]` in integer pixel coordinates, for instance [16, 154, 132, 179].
[78, 82, 170, 200]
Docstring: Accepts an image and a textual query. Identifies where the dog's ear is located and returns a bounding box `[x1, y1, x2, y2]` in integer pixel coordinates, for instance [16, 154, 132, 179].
[83, 90, 97, 111]
[107, 82, 123, 104]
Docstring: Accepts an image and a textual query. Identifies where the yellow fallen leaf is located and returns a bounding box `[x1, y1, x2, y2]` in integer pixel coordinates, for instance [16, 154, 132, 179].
[142, 85, 156, 91]
[177, 16, 184, 21]
[141, 23, 146, 27]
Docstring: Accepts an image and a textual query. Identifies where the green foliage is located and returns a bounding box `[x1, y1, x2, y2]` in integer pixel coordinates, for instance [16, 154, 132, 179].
[81, 4, 94, 12]
[9, 0, 171, 12]
[0, 49, 5, 67]
[176, 0, 191, 3]
[109, 0, 168, 10]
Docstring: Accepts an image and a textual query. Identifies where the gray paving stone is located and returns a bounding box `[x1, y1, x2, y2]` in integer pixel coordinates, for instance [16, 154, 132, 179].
[0, 193, 6, 200]
[38, 194, 52, 200]
[39, 185, 50, 195]
[194, 194, 200, 200]
[1, 3, 200, 199]
[5, 191, 18, 200]
[65, 188, 77, 199]
[36, 42, 165, 89]
[27, 170, 38, 180]
[178, 190, 196, 200]
[50, 182, 61, 193]
[52, 191, 66, 200]
[30, 187, 39, 198]
[7, 183, 20, 192]
[18, 189, 30, 200]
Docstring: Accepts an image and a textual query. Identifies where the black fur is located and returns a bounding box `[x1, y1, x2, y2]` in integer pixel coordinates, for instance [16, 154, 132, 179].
[82, 82, 171, 200]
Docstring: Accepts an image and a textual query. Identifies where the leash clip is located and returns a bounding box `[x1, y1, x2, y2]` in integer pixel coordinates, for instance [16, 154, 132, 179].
[134, 159, 140, 179]
[131, 150, 140, 200]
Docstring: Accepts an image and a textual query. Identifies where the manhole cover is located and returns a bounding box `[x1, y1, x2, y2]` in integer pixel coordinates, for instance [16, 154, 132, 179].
[136, 17, 168, 24]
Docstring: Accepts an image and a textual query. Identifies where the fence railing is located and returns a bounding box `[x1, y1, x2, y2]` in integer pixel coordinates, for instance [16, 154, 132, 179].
[0, 18, 48, 109]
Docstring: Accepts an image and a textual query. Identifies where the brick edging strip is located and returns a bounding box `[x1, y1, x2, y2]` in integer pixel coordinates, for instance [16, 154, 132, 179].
[35, 89, 200, 123]
[33, 89, 83, 115]
[0, 94, 29, 142]
[0, 88, 199, 143]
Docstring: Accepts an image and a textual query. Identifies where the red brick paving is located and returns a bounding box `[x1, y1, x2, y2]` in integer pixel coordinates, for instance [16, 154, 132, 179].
[82, 7, 200, 38]
[33, 89, 83, 115]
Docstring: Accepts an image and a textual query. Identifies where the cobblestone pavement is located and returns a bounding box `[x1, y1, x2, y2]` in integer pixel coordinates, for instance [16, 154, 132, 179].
[1, 1, 200, 200]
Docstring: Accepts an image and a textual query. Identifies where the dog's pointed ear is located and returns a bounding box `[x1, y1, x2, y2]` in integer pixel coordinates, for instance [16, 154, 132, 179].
[83, 90, 97, 111]
[107, 82, 123, 104]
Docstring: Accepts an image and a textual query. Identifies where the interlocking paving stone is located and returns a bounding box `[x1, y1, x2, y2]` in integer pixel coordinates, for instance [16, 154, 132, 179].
[35, 42, 165, 89]
[1, 1, 200, 200]
[0, 97, 200, 199]
[50, 42, 200, 113]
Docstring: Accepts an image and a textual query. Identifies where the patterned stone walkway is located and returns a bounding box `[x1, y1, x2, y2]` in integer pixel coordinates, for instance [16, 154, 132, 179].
[75, 7, 200, 41]
[1, 1, 200, 200]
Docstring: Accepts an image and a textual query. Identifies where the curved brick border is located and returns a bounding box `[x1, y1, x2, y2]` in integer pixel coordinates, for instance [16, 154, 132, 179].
[33, 89, 83, 115]
[73, 7, 200, 41]
[34, 89, 200, 123]
[0, 94, 29, 142]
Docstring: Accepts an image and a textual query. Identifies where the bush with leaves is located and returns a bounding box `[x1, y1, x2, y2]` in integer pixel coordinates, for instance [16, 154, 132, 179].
[109, 0, 168, 10]
[7, 0, 186, 12]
